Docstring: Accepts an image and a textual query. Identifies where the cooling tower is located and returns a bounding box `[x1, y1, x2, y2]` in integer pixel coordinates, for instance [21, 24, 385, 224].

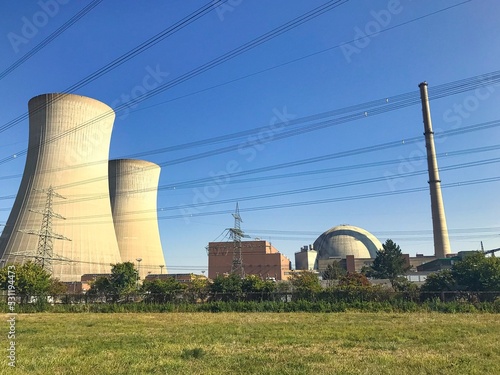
[419, 82, 451, 258]
[108, 159, 166, 279]
[0, 93, 123, 281]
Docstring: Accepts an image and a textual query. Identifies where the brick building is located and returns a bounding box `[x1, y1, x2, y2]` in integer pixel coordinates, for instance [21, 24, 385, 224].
[208, 240, 291, 280]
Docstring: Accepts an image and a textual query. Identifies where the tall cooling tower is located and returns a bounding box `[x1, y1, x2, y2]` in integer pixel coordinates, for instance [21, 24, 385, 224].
[108, 159, 166, 279]
[0, 93, 123, 281]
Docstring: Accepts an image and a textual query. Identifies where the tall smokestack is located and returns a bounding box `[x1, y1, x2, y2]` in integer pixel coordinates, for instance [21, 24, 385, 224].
[419, 82, 451, 258]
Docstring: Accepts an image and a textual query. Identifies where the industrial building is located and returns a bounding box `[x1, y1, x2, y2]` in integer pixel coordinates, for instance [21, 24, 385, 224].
[109, 159, 166, 279]
[295, 245, 317, 271]
[296, 224, 440, 282]
[208, 240, 291, 280]
[295, 224, 382, 274]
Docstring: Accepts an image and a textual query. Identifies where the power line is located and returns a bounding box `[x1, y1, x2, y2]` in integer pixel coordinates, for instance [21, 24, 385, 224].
[122, 0, 472, 118]
[0, 119, 498, 210]
[0, 0, 348, 135]
[0, 86, 417, 168]
[24, 173, 498, 226]
[2, 66, 499, 176]
[173, 144, 500, 189]
[66, 155, 500, 222]
[0, 0, 231, 133]
[41, 119, 500, 200]
[0, 1, 489, 188]
[245, 226, 500, 237]
[153, 175, 500, 221]
[0, 0, 104, 80]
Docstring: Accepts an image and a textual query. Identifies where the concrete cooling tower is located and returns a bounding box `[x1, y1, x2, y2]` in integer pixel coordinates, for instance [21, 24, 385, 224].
[0, 93, 122, 281]
[108, 159, 166, 279]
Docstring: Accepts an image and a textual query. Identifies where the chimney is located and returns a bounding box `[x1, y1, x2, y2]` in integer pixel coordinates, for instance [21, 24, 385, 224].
[419, 82, 452, 258]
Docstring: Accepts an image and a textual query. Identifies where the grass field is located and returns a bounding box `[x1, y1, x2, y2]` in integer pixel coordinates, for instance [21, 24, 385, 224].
[2, 312, 499, 374]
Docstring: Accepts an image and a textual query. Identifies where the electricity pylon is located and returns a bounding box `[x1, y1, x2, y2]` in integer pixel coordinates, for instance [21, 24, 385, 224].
[16, 186, 71, 273]
[230, 203, 246, 277]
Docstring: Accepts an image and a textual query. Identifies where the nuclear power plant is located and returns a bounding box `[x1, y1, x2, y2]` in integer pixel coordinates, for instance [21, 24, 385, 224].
[0, 83, 456, 284]
[0, 93, 166, 282]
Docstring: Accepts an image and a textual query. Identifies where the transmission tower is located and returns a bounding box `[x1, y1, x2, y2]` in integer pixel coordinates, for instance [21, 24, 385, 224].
[230, 203, 245, 277]
[16, 186, 71, 273]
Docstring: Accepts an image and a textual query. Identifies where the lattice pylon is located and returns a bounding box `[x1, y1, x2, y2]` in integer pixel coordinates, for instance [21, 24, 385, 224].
[230, 203, 245, 277]
[17, 186, 71, 274]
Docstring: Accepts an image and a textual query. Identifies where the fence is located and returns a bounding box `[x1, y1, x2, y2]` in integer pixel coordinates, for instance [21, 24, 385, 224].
[3, 290, 500, 305]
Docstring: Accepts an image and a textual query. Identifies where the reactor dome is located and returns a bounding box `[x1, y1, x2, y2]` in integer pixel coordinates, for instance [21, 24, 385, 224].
[313, 225, 382, 259]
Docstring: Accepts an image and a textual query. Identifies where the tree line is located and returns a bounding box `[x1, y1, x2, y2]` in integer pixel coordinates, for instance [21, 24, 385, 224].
[1, 240, 499, 305]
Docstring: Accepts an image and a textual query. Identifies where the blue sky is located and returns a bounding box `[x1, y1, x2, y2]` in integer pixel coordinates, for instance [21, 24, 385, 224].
[1, 0, 499, 274]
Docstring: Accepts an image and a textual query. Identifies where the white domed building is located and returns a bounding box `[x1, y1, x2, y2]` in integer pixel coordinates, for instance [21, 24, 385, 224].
[313, 225, 382, 260]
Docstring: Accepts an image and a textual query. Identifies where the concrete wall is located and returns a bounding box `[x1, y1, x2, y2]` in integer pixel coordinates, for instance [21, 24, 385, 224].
[0, 93, 122, 281]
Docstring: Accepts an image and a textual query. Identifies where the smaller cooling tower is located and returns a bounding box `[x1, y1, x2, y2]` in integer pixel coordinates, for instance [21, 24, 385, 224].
[108, 159, 166, 279]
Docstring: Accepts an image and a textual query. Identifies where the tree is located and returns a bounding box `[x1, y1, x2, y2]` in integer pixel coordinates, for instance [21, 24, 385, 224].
[49, 278, 68, 296]
[421, 269, 456, 293]
[0, 262, 53, 302]
[420, 253, 500, 301]
[88, 276, 113, 295]
[322, 261, 346, 280]
[289, 270, 321, 300]
[209, 273, 243, 301]
[368, 239, 410, 285]
[338, 272, 370, 287]
[185, 277, 209, 303]
[88, 262, 138, 299]
[451, 252, 500, 291]
[241, 274, 276, 301]
[391, 277, 420, 301]
[141, 277, 186, 303]
[109, 262, 139, 296]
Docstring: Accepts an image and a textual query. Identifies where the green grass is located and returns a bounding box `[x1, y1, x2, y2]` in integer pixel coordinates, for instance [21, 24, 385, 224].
[1, 312, 499, 374]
